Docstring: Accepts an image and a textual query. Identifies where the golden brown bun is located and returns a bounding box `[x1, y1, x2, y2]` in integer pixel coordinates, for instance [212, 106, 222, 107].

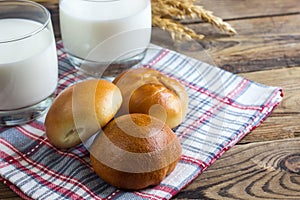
[113, 68, 188, 128]
[45, 79, 122, 149]
[90, 113, 182, 190]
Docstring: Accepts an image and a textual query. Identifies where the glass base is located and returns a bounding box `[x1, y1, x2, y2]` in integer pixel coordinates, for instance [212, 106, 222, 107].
[66, 50, 146, 78]
[0, 93, 55, 126]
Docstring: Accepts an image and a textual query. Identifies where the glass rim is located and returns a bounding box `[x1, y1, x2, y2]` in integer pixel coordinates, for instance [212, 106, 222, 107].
[0, 0, 51, 44]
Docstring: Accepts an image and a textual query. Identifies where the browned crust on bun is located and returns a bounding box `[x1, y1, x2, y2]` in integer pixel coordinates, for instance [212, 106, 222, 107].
[90, 113, 182, 190]
[113, 68, 188, 128]
[45, 79, 122, 149]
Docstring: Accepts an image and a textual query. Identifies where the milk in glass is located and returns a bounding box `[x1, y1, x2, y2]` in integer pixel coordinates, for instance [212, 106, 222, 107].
[0, 19, 58, 110]
[60, 0, 151, 63]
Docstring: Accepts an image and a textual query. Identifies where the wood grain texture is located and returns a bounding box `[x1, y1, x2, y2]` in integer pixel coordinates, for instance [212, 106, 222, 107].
[241, 114, 300, 143]
[193, 16, 300, 73]
[198, 0, 300, 19]
[173, 138, 300, 200]
[151, 0, 300, 73]
[152, 13, 300, 73]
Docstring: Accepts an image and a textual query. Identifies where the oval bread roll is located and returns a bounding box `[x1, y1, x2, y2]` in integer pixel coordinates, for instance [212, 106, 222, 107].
[90, 113, 182, 190]
[113, 68, 188, 128]
[45, 79, 122, 149]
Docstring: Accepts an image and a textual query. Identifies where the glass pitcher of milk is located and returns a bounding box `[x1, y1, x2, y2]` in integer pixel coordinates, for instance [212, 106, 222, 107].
[0, 0, 58, 126]
[59, 0, 152, 77]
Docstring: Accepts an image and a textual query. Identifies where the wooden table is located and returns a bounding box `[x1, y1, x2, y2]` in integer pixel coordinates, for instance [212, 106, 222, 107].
[1, 0, 299, 199]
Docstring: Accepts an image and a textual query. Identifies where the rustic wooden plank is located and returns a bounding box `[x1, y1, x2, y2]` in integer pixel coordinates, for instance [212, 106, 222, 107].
[151, 0, 300, 72]
[152, 13, 300, 73]
[173, 138, 300, 199]
[197, 0, 300, 20]
[241, 114, 300, 143]
[201, 34, 300, 73]
[192, 13, 300, 73]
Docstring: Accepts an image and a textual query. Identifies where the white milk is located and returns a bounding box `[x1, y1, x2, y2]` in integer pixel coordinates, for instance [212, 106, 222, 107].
[60, 0, 151, 62]
[0, 19, 58, 110]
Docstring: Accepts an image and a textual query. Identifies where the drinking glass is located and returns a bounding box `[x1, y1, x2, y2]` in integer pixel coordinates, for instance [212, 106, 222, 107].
[0, 0, 58, 126]
[59, 0, 152, 77]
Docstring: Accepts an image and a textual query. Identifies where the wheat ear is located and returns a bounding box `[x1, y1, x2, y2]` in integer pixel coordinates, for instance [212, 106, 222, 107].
[152, 15, 205, 41]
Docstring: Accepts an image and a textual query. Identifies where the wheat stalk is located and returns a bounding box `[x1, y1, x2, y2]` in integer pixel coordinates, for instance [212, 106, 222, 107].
[152, 15, 205, 41]
[152, 0, 236, 41]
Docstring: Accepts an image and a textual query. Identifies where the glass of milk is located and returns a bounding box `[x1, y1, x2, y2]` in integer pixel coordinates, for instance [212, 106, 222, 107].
[0, 0, 58, 126]
[59, 0, 152, 77]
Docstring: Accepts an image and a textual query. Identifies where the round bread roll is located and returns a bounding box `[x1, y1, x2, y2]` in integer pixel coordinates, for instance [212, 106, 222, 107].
[45, 79, 122, 149]
[113, 68, 188, 128]
[90, 113, 182, 190]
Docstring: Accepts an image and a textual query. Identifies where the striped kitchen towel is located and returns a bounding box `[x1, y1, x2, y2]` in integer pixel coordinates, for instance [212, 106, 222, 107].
[0, 42, 283, 200]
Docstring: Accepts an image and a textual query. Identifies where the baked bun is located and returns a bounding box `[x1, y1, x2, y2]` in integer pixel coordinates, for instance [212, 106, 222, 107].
[113, 68, 188, 128]
[45, 79, 122, 149]
[90, 113, 182, 190]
